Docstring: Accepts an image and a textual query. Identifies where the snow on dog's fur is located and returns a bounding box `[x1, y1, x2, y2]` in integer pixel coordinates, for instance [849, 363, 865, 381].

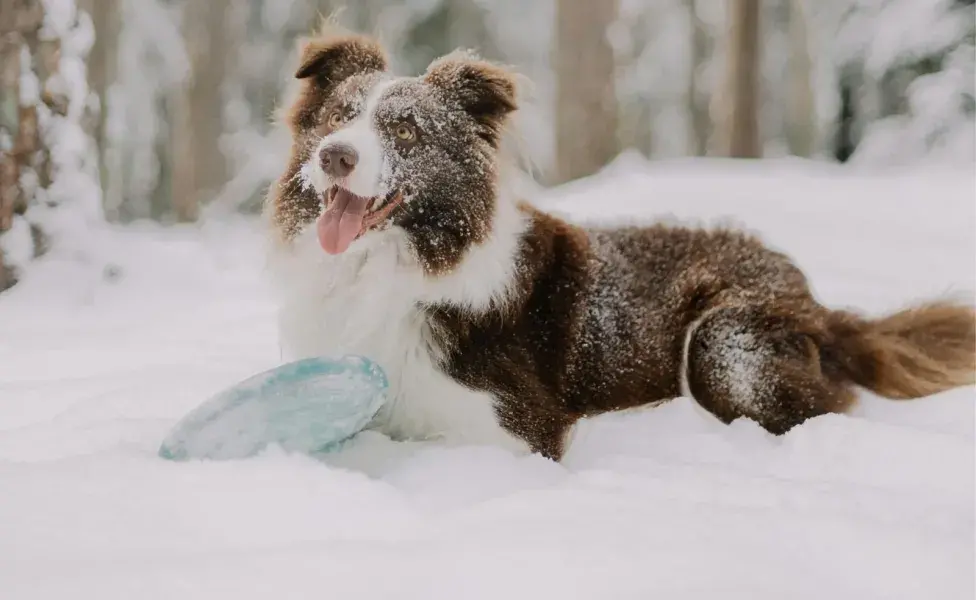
[264, 23, 976, 460]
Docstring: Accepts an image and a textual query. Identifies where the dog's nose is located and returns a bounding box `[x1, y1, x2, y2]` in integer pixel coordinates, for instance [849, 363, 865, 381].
[320, 143, 358, 178]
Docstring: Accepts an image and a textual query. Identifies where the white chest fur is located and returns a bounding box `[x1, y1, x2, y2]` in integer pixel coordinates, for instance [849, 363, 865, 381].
[265, 210, 531, 454]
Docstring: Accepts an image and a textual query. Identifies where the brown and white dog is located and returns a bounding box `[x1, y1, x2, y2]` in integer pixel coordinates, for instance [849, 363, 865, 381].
[264, 25, 976, 461]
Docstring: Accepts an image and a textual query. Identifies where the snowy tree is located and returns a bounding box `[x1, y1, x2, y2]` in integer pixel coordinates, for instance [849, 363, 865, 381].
[806, 0, 975, 165]
[98, 0, 187, 221]
[0, 0, 101, 291]
[77, 0, 118, 193]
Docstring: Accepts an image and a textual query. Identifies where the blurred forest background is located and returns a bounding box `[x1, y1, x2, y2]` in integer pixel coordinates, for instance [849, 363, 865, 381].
[0, 0, 974, 291]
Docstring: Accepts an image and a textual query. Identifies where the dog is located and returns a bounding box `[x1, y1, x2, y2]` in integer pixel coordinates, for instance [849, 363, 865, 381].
[263, 25, 976, 461]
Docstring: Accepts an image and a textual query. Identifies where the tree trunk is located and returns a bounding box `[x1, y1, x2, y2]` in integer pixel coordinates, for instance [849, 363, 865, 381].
[617, 8, 654, 157]
[170, 0, 230, 222]
[784, 0, 815, 157]
[719, 0, 762, 158]
[687, 0, 712, 156]
[834, 66, 860, 163]
[687, 0, 711, 155]
[553, 0, 620, 184]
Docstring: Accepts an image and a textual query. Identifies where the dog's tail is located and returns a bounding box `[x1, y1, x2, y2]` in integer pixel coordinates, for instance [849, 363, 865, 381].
[826, 300, 976, 399]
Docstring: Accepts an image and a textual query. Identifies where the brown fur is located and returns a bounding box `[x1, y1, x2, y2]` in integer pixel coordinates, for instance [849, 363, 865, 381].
[827, 302, 976, 399]
[268, 28, 976, 461]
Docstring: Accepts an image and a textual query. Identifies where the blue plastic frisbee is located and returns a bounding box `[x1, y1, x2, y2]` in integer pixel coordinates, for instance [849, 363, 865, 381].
[158, 355, 388, 461]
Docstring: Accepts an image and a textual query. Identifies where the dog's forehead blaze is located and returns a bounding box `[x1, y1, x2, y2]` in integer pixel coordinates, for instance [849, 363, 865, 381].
[334, 76, 370, 103]
[330, 73, 385, 113]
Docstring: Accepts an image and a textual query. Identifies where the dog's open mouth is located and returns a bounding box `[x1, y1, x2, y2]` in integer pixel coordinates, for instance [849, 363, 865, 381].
[316, 186, 403, 255]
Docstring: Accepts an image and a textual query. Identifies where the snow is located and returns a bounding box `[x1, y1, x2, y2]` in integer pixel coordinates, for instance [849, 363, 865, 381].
[1, 158, 974, 599]
[0, 216, 34, 272]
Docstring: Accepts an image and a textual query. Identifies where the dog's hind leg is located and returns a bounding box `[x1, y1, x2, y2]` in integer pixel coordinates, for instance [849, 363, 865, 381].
[681, 304, 856, 434]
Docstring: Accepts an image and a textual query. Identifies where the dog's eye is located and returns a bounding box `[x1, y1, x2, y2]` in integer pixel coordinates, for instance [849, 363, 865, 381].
[395, 123, 416, 142]
[327, 110, 343, 129]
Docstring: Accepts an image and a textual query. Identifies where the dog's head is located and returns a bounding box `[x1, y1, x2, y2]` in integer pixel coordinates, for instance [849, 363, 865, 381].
[270, 26, 519, 275]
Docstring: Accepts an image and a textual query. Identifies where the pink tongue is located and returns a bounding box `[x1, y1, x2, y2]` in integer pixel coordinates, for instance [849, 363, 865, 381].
[317, 189, 369, 254]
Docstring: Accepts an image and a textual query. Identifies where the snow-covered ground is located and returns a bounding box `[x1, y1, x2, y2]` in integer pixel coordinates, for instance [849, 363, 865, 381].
[1, 157, 973, 599]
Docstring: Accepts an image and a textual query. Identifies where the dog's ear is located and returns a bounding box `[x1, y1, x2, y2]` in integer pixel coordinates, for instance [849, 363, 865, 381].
[294, 33, 387, 89]
[424, 51, 518, 145]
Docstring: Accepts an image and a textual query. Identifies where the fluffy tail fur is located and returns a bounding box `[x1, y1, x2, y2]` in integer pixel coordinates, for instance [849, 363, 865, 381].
[828, 301, 976, 399]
